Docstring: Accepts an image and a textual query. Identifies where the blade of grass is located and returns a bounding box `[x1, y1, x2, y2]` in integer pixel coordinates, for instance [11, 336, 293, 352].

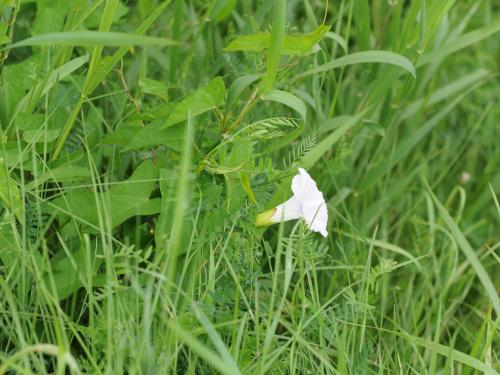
[191, 303, 241, 374]
[417, 19, 500, 67]
[292, 50, 416, 81]
[168, 319, 240, 375]
[425, 182, 500, 318]
[164, 113, 193, 298]
[301, 109, 367, 169]
[21, 54, 90, 113]
[264, 0, 286, 91]
[169, 0, 183, 83]
[397, 331, 499, 375]
[3, 31, 176, 50]
[358, 86, 476, 192]
[402, 69, 490, 119]
[226, 73, 262, 110]
[51, 0, 119, 161]
[51, 1, 170, 160]
[261, 90, 307, 122]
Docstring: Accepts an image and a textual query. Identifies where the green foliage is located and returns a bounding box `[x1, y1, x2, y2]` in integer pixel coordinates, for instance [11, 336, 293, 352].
[0, 1, 499, 374]
[4, 30, 176, 49]
[138, 77, 169, 100]
[105, 76, 226, 151]
[224, 24, 330, 56]
[49, 160, 160, 234]
[0, 158, 21, 221]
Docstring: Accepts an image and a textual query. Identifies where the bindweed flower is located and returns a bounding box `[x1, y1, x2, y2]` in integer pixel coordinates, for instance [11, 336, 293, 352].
[255, 168, 328, 237]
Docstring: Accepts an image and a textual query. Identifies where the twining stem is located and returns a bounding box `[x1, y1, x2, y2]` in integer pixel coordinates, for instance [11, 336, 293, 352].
[223, 86, 260, 134]
[196, 86, 260, 173]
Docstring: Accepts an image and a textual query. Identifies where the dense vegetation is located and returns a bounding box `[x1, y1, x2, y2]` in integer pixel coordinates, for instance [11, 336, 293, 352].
[0, 0, 499, 373]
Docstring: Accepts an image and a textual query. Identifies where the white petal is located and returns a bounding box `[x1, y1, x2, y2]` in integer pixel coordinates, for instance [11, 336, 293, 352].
[270, 196, 303, 222]
[302, 199, 328, 237]
[291, 168, 322, 203]
[292, 168, 328, 237]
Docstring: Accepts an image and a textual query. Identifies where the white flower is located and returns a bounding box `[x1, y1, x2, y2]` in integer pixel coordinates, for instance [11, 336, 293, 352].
[255, 168, 328, 237]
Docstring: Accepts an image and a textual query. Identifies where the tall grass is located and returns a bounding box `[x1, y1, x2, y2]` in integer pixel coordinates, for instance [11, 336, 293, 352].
[0, 0, 499, 373]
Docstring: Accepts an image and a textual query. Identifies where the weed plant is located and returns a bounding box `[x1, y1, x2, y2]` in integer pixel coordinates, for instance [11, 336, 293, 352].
[0, 0, 499, 373]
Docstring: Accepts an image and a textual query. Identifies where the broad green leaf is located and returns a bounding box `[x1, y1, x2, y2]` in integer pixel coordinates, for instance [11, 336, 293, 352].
[224, 24, 330, 56]
[261, 90, 307, 122]
[293, 50, 416, 81]
[50, 190, 161, 233]
[45, 245, 103, 301]
[0, 142, 29, 168]
[225, 174, 247, 214]
[3, 31, 176, 50]
[105, 122, 184, 151]
[32, 0, 70, 34]
[226, 74, 262, 109]
[15, 113, 59, 143]
[225, 32, 269, 51]
[103, 124, 143, 147]
[0, 158, 22, 221]
[110, 160, 157, 198]
[49, 160, 160, 233]
[107, 78, 226, 151]
[0, 55, 39, 123]
[0, 222, 18, 268]
[111, 123, 177, 152]
[27, 165, 91, 189]
[276, 24, 331, 55]
[164, 77, 226, 127]
[139, 77, 169, 100]
[16, 54, 89, 114]
[15, 112, 44, 131]
[0, 218, 42, 270]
